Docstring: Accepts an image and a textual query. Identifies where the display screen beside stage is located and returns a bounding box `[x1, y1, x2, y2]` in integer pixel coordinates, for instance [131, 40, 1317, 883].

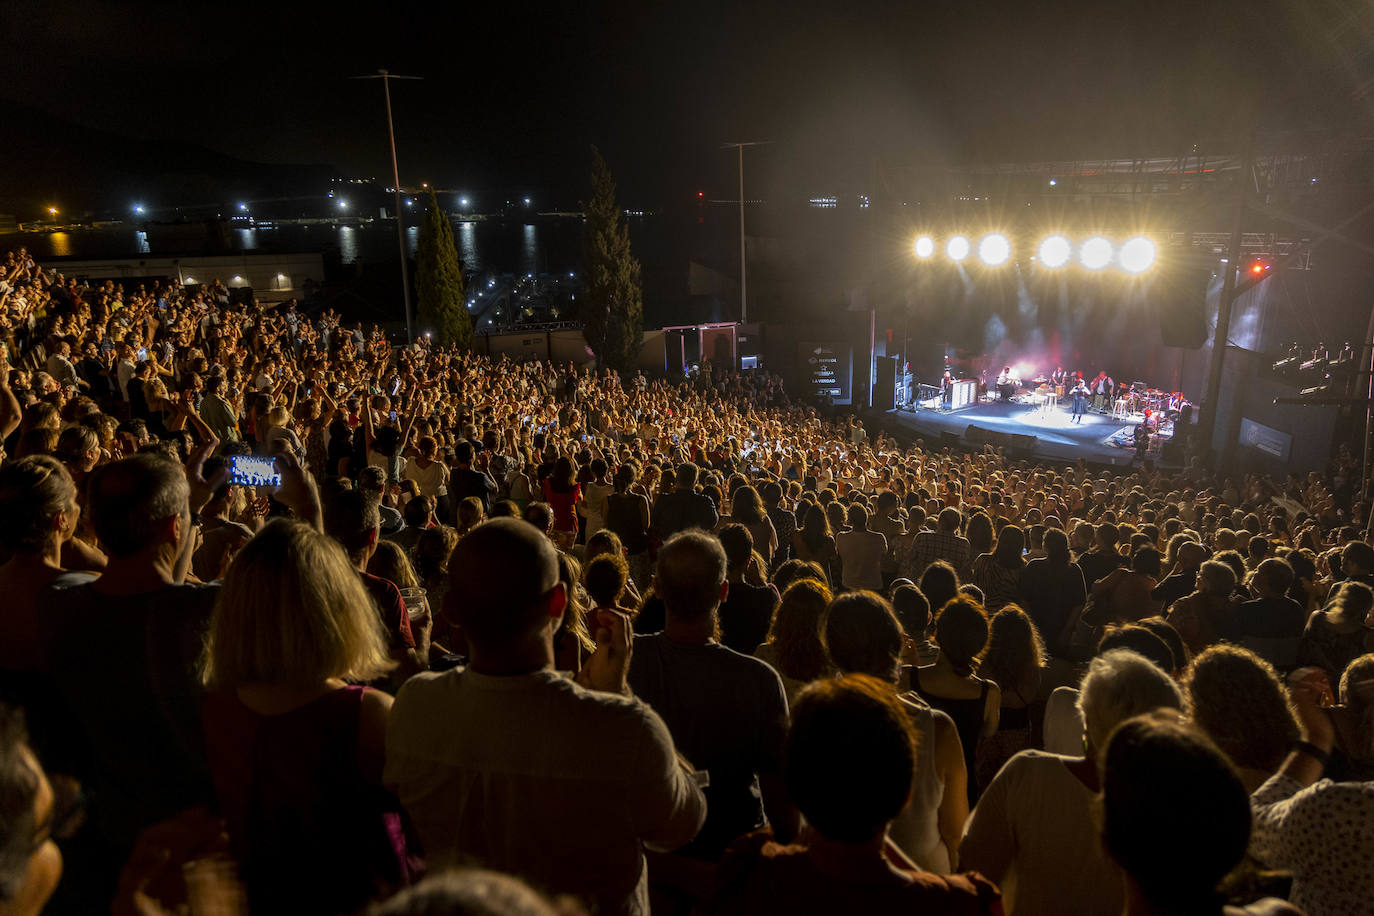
[1239, 418, 1293, 462]
[799, 341, 852, 405]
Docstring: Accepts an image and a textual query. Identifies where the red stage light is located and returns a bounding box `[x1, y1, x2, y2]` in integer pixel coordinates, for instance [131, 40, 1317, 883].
[1251, 263, 1264, 274]
[697, 191, 704, 198]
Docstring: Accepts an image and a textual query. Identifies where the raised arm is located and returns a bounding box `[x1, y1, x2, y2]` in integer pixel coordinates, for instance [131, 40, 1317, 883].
[0, 357, 21, 444]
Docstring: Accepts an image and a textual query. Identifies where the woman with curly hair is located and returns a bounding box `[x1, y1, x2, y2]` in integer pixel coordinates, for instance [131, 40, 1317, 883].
[754, 579, 833, 705]
[1183, 644, 1299, 791]
[975, 605, 1047, 789]
[1328, 652, 1374, 781]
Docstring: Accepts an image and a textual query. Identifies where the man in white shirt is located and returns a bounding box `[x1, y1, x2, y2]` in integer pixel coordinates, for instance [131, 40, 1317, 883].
[835, 502, 887, 591]
[385, 519, 706, 916]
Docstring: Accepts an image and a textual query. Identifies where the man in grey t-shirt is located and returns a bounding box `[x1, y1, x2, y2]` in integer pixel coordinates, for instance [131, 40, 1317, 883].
[386, 519, 705, 916]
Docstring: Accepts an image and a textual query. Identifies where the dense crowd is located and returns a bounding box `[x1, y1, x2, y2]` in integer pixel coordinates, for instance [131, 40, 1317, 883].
[0, 247, 1371, 916]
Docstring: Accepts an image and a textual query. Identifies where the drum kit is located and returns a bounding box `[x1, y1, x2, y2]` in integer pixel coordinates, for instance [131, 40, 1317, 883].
[1118, 385, 1169, 416]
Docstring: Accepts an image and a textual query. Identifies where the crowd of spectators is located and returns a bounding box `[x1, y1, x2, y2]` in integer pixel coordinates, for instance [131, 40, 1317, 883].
[0, 248, 1371, 915]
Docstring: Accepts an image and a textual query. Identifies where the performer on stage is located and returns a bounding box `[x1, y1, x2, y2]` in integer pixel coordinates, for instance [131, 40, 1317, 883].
[1092, 371, 1108, 411]
[1071, 376, 1090, 423]
[1132, 421, 1151, 464]
[997, 366, 1014, 401]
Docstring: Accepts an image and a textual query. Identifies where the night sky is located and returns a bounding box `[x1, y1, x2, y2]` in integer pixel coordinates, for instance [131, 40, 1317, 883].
[3, 0, 1373, 208]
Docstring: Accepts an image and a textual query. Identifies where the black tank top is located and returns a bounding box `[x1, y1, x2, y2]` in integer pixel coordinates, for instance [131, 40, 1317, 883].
[605, 492, 649, 554]
[913, 668, 991, 806]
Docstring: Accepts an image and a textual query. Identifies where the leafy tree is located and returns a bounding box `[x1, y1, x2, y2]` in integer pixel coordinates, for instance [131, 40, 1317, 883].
[415, 188, 472, 349]
[582, 148, 643, 370]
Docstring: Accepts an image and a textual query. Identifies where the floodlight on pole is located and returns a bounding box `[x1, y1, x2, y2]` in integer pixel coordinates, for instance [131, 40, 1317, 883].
[1037, 235, 1072, 268]
[1080, 236, 1113, 270]
[978, 233, 1011, 266]
[947, 235, 970, 262]
[351, 68, 423, 345]
[722, 141, 772, 327]
[914, 236, 935, 259]
[1118, 236, 1156, 274]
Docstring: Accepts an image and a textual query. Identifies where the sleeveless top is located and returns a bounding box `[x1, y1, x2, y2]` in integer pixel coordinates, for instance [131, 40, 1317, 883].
[582, 481, 615, 536]
[605, 491, 650, 554]
[911, 667, 991, 806]
[890, 692, 952, 873]
[202, 686, 409, 915]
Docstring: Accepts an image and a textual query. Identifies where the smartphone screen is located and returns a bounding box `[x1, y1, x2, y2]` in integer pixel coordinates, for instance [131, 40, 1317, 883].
[228, 455, 282, 488]
[389, 410, 398, 423]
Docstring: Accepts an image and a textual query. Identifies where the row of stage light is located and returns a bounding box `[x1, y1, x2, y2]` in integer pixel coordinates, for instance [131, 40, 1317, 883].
[912, 233, 1157, 274]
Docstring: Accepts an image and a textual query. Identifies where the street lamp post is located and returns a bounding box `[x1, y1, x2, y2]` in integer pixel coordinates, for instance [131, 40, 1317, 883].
[721, 141, 771, 328]
[352, 69, 422, 344]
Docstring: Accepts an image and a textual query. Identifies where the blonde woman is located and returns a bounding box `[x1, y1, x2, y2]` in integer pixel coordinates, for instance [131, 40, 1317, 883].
[200, 520, 410, 914]
[264, 403, 304, 460]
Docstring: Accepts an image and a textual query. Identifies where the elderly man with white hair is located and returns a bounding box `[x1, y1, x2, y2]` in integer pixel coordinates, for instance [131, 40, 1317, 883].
[960, 650, 1183, 916]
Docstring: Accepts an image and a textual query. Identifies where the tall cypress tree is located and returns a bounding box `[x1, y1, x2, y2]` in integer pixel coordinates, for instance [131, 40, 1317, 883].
[582, 148, 644, 371]
[415, 188, 472, 349]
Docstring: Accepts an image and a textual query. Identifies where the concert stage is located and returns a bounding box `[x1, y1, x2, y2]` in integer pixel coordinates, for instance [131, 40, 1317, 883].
[868, 399, 1179, 467]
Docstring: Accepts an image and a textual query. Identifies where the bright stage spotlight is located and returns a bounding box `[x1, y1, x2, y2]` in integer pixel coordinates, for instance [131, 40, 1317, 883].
[1080, 236, 1113, 270]
[947, 235, 970, 262]
[914, 236, 935, 259]
[1118, 236, 1156, 274]
[1037, 235, 1071, 268]
[978, 233, 1011, 266]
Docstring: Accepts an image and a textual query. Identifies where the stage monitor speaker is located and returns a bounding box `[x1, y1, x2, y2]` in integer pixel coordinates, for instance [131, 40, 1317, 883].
[874, 356, 897, 411]
[964, 425, 1039, 455]
[1178, 404, 1194, 426]
[1158, 268, 1209, 349]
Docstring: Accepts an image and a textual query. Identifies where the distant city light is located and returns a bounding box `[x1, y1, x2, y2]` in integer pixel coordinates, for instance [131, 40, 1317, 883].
[1037, 235, 1072, 268]
[238, 203, 247, 211]
[913, 236, 935, 259]
[338, 199, 348, 209]
[422, 182, 429, 188]
[405, 199, 413, 207]
[47, 207, 58, 216]
[1118, 236, 1157, 274]
[460, 196, 470, 208]
[946, 235, 970, 262]
[1048, 178, 1058, 187]
[133, 204, 145, 214]
[1080, 236, 1114, 270]
[977, 233, 1011, 266]
[523, 197, 531, 206]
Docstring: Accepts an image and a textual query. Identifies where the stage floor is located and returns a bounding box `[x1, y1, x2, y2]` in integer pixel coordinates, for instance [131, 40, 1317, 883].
[866, 399, 1171, 466]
